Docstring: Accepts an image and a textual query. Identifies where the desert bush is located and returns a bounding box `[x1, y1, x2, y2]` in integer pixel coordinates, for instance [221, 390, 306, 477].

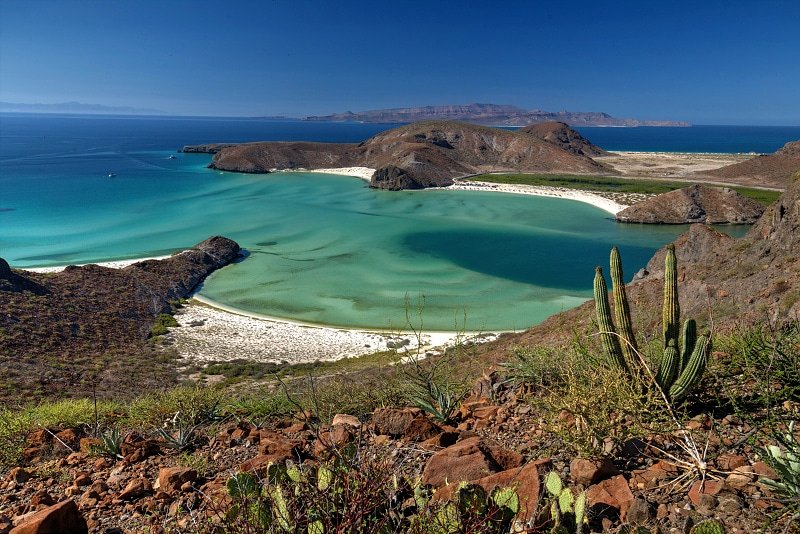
[150, 312, 178, 337]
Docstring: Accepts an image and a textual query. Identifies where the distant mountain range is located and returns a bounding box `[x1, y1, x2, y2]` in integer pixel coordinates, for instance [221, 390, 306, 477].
[0, 101, 166, 115]
[304, 103, 690, 127]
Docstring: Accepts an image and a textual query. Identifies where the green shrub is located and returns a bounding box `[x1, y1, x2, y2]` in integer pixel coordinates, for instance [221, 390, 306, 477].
[150, 313, 178, 337]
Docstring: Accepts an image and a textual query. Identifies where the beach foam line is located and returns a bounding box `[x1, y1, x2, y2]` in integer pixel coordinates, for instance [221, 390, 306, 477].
[22, 254, 174, 273]
[447, 180, 625, 215]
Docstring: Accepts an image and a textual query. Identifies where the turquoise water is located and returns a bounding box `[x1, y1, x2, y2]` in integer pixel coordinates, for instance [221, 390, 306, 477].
[3, 114, 777, 330]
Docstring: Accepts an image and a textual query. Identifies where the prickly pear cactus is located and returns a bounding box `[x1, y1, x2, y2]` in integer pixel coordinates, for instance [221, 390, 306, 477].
[689, 518, 726, 534]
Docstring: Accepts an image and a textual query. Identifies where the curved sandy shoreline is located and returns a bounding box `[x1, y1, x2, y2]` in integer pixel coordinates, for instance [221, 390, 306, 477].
[303, 167, 625, 215]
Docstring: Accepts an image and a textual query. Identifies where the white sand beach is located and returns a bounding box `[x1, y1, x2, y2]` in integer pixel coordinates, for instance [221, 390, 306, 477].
[448, 180, 626, 215]
[309, 167, 376, 181]
[168, 296, 492, 366]
[24, 255, 173, 273]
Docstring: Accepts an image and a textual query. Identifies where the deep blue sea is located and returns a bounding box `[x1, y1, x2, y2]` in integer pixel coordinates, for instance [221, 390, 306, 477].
[1, 114, 796, 330]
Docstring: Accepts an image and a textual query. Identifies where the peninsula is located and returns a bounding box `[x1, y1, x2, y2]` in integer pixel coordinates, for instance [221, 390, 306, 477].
[186, 121, 614, 190]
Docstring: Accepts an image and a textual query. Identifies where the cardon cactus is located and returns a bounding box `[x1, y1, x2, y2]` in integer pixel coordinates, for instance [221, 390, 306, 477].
[593, 244, 711, 403]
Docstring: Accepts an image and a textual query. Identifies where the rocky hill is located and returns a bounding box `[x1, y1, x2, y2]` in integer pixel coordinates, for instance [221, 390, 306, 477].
[0, 237, 240, 402]
[615, 184, 765, 224]
[200, 121, 613, 190]
[519, 121, 611, 157]
[701, 140, 800, 189]
[303, 103, 690, 127]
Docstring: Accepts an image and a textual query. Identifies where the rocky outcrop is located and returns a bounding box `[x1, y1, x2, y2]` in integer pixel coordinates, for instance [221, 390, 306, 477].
[519, 121, 611, 157]
[616, 184, 765, 224]
[180, 143, 237, 154]
[197, 120, 614, 191]
[702, 140, 800, 189]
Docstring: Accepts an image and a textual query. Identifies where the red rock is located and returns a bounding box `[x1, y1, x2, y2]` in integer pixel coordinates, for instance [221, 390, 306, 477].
[29, 490, 55, 508]
[569, 457, 620, 486]
[402, 416, 441, 443]
[257, 432, 303, 458]
[472, 405, 499, 420]
[419, 432, 459, 450]
[332, 414, 361, 428]
[751, 461, 778, 480]
[7, 467, 31, 484]
[118, 477, 151, 501]
[726, 466, 756, 489]
[458, 398, 490, 420]
[26, 429, 49, 448]
[372, 407, 419, 436]
[476, 462, 542, 520]
[239, 454, 291, 477]
[421, 436, 520, 487]
[587, 475, 635, 520]
[155, 467, 197, 493]
[715, 453, 747, 471]
[422, 437, 496, 487]
[688, 479, 723, 506]
[73, 473, 91, 487]
[54, 428, 80, 450]
[9, 500, 88, 534]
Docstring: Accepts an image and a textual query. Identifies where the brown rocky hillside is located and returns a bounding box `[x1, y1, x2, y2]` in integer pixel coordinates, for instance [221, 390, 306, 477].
[615, 184, 765, 224]
[198, 121, 613, 190]
[519, 121, 611, 157]
[701, 140, 800, 189]
[0, 237, 240, 402]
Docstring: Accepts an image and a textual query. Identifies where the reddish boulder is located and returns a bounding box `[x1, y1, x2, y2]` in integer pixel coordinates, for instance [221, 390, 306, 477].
[372, 407, 419, 436]
[155, 467, 198, 493]
[688, 479, 723, 506]
[570, 457, 620, 486]
[586, 475, 635, 520]
[118, 477, 152, 501]
[10, 500, 88, 534]
[332, 414, 361, 428]
[421, 437, 521, 488]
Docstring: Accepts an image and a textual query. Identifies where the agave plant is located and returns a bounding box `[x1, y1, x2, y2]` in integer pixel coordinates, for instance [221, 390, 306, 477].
[760, 421, 800, 503]
[156, 421, 200, 451]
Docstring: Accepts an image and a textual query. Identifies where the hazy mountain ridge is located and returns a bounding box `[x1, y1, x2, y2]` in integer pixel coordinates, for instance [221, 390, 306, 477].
[304, 103, 690, 127]
[0, 101, 166, 115]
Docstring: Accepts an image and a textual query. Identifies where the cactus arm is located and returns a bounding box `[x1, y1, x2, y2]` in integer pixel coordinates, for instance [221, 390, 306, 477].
[669, 334, 710, 403]
[594, 267, 627, 372]
[610, 247, 639, 366]
[680, 319, 697, 371]
[656, 340, 680, 391]
[662, 244, 680, 348]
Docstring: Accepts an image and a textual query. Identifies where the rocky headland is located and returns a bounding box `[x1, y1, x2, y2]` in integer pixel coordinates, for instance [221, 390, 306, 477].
[615, 184, 765, 224]
[0, 237, 240, 402]
[187, 121, 614, 190]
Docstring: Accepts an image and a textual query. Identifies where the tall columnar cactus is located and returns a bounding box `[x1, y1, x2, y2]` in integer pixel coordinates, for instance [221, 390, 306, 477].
[610, 247, 638, 366]
[593, 244, 711, 403]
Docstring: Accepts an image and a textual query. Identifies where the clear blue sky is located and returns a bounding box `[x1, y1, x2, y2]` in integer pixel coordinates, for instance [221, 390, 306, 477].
[1, 0, 798, 124]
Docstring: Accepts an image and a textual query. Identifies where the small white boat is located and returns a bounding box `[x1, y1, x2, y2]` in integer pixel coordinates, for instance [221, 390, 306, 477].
[107, 172, 117, 178]
[168, 155, 177, 160]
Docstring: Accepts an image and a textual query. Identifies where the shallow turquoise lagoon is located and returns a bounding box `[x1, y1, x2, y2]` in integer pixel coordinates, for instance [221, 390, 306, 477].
[1, 148, 688, 330]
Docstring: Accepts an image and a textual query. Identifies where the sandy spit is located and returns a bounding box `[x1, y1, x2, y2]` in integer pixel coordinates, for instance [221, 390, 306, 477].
[448, 180, 625, 215]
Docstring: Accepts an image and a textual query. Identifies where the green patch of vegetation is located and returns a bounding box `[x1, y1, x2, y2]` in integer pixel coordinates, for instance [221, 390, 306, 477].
[150, 313, 179, 337]
[469, 173, 782, 205]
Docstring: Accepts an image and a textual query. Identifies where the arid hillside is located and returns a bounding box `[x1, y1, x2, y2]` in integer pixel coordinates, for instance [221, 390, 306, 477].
[198, 121, 614, 190]
[700, 140, 800, 189]
[0, 237, 240, 402]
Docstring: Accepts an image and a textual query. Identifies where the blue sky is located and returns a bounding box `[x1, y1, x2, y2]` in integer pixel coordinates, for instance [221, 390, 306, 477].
[1, 0, 798, 124]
